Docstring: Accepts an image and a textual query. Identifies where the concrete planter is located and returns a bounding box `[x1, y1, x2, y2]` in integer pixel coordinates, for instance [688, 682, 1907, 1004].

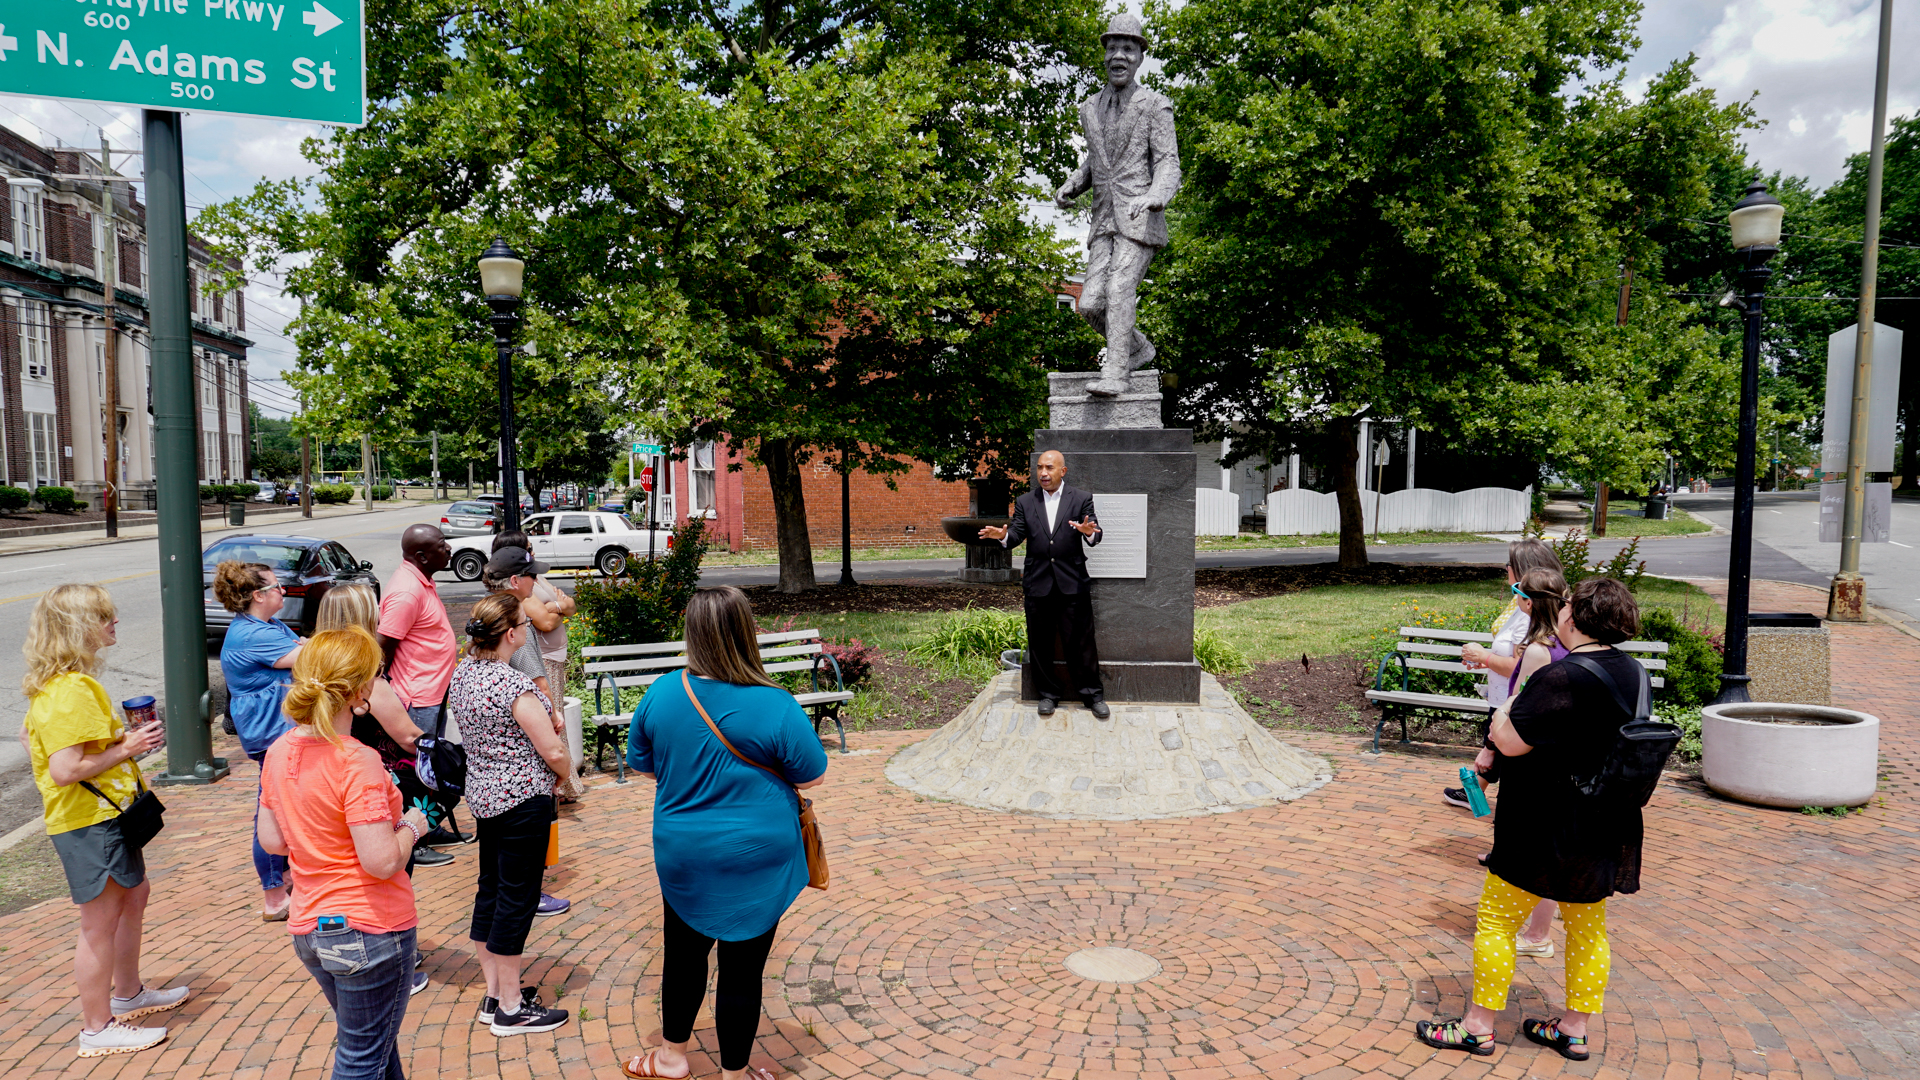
[1701, 702, 1878, 808]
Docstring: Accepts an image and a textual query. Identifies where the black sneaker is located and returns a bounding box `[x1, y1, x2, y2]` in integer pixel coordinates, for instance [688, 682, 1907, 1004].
[490, 1000, 570, 1036]
[477, 986, 541, 1025]
[412, 846, 455, 867]
[1441, 787, 1471, 809]
[420, 825, 472, 848]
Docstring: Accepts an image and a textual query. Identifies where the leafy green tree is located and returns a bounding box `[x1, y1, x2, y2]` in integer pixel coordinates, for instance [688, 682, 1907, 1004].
[1146, 0, 1754, 564]
[249, 447, 301, 482]
[199, 0, 1101, 593]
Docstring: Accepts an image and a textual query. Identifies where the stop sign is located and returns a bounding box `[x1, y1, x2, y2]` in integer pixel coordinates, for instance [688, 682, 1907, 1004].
[638, 466, 655, 493]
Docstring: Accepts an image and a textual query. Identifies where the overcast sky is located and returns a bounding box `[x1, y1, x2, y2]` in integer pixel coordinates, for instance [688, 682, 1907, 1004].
[0, 0, 1911, 416]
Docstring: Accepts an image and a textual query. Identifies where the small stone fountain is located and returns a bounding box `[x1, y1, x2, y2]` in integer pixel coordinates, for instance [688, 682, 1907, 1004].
[940, 478, 1016, 584]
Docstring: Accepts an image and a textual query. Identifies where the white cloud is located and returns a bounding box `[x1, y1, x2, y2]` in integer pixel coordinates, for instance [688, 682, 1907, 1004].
[1633, 0, 1918, 187]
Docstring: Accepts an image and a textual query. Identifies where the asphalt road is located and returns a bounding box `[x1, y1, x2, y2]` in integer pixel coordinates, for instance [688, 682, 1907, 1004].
[0, 501, 477, 837]
[4, 489, 1910, 836]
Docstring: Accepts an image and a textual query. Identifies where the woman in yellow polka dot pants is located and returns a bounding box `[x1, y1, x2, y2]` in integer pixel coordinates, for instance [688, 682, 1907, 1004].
[1416, 579, 1650, 1062]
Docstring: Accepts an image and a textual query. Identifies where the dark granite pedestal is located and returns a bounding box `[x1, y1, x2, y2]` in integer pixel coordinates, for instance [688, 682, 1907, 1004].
[1020, 427, 1200, 703]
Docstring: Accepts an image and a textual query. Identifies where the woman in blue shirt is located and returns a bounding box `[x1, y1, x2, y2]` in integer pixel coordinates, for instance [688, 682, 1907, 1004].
[621, 587, 827, 1080]
[215, 560, 303, 921]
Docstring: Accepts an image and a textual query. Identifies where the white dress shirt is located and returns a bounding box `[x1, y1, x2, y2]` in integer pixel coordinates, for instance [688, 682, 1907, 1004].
[1004, 486, 1066, 548]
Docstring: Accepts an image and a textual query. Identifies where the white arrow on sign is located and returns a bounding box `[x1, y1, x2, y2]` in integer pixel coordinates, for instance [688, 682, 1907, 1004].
[303, 1, 343, 36]
[0, 25, 19, 62]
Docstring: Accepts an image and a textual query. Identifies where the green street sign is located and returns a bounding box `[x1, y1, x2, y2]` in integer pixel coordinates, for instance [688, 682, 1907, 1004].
[0, 0, 364, 127]
[633, 443, 664, 454]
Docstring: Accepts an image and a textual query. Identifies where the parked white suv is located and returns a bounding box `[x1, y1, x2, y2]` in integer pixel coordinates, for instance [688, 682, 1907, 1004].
[446, 511, 674, 580]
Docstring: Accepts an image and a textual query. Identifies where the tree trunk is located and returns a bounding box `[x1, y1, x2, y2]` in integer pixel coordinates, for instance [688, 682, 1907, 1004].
[763, 437, 816, 593]
[1593, 481, 1609, 536]
[1331, 416, 1368, 568]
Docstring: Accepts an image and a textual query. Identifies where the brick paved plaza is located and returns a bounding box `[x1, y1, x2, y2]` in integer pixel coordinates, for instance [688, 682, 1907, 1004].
[1, 581, 1914, 1079]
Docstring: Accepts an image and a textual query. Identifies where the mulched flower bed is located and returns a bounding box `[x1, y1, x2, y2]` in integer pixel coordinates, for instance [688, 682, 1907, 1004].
[1220, 652, 1485, 748]
[846, 653, 992, 732]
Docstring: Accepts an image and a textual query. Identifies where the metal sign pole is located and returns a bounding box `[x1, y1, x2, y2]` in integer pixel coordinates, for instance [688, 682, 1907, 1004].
[100, 133, 121, 538]
[1829, 0, 1896, 622]
[146, 110, 224, 785]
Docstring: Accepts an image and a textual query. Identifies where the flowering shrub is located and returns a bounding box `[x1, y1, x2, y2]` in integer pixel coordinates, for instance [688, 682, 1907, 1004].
[820, 639, 877, 687]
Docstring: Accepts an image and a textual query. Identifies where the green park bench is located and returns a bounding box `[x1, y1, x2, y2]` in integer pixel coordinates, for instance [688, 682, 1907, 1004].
[1364, 626, 1669, 752]
[580, 629, 856, 780]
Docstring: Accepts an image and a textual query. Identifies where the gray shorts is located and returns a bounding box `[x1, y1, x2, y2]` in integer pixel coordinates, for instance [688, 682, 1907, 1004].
[50, 818, 146, 904]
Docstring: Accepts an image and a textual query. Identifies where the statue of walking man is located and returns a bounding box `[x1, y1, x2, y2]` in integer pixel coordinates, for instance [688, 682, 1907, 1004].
[1056, 14, 1181, 398]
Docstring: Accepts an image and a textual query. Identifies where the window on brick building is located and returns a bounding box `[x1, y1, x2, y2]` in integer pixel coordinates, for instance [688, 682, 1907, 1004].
[203, 431, 219, 482]
[27, 413, 58, 489]
[690, 441, 716, 516]
[11, 186, 45, 263]
[20, 300, 53, 380]
[231, 433, 244, 478]
[1057, 294, 1076, 311]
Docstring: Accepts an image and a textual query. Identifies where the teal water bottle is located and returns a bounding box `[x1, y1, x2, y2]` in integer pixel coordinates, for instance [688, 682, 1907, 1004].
[1458, 766, 1492, 817]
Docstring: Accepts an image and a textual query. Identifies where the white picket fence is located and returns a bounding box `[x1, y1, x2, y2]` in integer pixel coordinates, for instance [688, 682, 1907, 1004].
[1264, 486, 1529, 536]
[1195, 488, 1240, 536]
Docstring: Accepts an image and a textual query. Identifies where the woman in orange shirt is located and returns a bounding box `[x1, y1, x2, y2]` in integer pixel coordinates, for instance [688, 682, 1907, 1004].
[257, 628, 430, 1080]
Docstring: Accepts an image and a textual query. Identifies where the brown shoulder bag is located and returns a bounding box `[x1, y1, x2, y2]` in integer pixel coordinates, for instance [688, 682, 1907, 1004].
[682, 671, 828, 890]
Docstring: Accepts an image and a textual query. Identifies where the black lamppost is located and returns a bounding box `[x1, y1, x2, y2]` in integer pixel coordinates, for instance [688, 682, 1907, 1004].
[479, 239, 526, 532]
[1714, 182, 1786, 705]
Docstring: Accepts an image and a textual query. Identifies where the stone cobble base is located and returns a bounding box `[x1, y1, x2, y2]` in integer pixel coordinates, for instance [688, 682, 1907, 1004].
[0, 580, 1913, 1078]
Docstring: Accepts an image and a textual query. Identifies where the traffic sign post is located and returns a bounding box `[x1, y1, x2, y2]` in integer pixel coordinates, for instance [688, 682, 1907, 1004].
[0, 1, 365, 125]
[2, 4, 367, 785]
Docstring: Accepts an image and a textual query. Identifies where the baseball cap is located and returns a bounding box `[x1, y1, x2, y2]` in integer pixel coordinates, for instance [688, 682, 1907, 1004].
[486, 546, 550, 578]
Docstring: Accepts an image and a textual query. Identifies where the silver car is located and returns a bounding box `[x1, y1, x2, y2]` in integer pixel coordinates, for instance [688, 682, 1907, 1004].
[440, 500, 505, 537]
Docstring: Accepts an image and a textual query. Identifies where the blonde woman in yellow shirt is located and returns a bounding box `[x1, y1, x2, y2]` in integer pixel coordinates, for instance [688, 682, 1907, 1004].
[23, 584, 190, 1058]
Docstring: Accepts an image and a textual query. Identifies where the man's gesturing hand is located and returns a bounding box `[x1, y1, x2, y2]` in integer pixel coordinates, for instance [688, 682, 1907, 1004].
[1070, 516, 1100, 537]
[978, 524, 1008, 541]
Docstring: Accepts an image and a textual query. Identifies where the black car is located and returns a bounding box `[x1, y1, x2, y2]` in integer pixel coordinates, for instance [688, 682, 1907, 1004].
[203, 534, 380, 648]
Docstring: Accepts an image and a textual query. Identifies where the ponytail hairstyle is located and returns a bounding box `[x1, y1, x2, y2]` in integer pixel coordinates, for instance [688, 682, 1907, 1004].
[22, 584, 117, 699]
[464, 592, 523, 654]
[283, 627, 382, 747]
[1517, 567, 1570, 647]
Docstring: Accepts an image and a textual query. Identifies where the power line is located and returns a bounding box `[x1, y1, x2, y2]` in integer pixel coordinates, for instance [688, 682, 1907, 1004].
[1684, 217, 1920, 252]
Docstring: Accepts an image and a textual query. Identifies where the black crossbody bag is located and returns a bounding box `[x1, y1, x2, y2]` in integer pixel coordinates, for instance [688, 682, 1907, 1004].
[80, 772, 166, 850]
[1563, 654, 1680, 809]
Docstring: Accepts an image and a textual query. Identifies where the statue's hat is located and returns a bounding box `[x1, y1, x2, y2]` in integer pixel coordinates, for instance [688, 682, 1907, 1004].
[1101, 13, 1148, 49]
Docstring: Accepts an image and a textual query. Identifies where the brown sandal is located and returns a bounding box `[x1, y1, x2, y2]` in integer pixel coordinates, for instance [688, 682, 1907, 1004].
[619, 1049, 688, 1078]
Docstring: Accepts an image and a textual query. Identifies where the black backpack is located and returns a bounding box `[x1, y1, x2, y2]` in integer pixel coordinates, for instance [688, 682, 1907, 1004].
[413, 701, 468, 837]
[1563, 653, 1680, 809]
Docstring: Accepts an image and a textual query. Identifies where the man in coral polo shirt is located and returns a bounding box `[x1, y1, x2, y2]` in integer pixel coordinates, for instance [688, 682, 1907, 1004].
[377, 524, 459, 864]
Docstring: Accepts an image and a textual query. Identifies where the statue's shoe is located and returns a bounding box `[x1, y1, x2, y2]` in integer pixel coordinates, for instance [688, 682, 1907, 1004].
[1086, 378, 1130, 397]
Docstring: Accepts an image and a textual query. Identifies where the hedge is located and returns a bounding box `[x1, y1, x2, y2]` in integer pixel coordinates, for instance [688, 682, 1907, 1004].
[0, 486, 29, 512]
[312, 483, 356, 505]
[34, 487, 85, 512]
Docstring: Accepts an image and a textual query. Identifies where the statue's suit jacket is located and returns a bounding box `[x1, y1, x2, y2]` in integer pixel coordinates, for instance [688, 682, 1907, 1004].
[1064, 86, 1182, 249]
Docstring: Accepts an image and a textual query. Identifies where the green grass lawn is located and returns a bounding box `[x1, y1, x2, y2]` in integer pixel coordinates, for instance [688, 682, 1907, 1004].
[1197, 530, 1496, 549]
[1195, 574, 1720, 664]
[1588, 507, 1712, 537]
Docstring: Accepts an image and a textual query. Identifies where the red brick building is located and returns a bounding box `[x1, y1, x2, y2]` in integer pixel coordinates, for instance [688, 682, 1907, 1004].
[648, 284, 1085, 552]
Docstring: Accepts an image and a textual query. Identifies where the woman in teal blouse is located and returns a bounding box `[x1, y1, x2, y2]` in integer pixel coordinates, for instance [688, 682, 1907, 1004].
[622, 587, 827, 1080]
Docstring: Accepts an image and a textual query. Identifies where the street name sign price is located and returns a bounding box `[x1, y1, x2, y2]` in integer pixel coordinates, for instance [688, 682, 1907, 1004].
[0, 0, 364, 126]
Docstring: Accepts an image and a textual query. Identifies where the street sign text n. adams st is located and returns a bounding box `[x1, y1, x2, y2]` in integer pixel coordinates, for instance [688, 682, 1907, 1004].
[0, 0, 363, 126]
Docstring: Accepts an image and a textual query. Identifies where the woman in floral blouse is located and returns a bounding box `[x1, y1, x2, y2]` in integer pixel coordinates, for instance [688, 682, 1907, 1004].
[447, 593, 573, 1037]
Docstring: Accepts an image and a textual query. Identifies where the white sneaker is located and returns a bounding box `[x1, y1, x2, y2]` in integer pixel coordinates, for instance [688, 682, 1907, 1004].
[111, 984, 191, 1020]
[77, 1021, 168, 1058]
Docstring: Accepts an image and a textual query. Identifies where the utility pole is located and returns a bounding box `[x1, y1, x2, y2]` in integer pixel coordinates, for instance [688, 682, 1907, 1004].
[431, 430, 440, 500]
[361, 433, 374, 512]
[1830, 0, 1896, 622]
[99, 133, 121, 538]
[301, 434, 312, 518]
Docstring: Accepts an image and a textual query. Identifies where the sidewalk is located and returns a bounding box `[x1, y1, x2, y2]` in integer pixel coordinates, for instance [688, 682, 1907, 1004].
[0, 583, 1912, 1078]
[0, 500, 428, 558]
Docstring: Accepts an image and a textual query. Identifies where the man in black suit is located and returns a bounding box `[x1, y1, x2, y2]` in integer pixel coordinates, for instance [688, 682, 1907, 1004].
[979, 450, 1110, 718]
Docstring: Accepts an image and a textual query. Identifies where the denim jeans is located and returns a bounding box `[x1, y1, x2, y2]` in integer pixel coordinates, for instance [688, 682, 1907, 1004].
[292, 925, 416, 1080]
[248, 749, 288, 891]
